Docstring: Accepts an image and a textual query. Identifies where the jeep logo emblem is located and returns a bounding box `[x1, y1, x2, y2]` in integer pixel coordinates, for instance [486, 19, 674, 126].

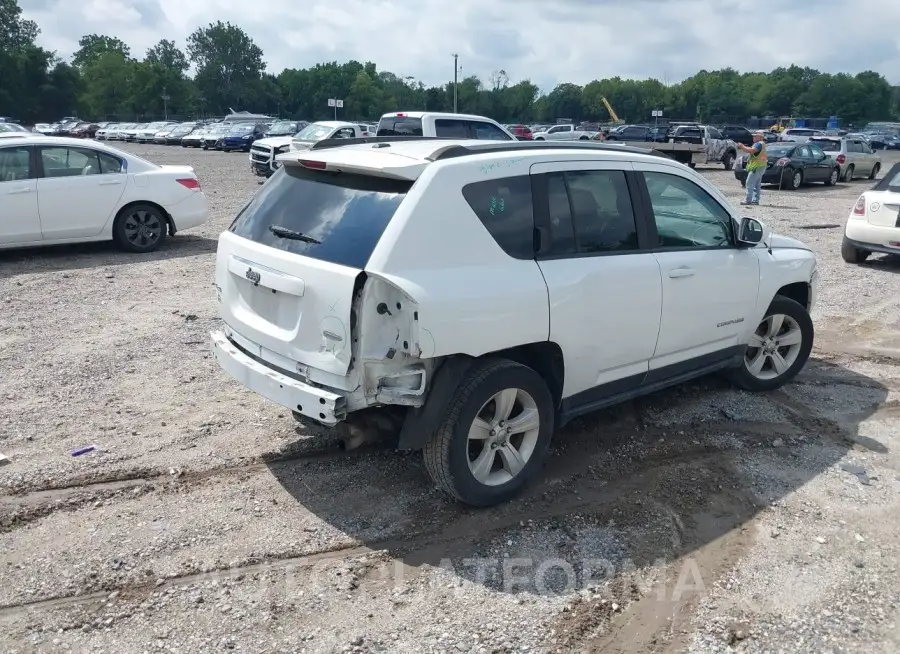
[245, 268, 261, 285]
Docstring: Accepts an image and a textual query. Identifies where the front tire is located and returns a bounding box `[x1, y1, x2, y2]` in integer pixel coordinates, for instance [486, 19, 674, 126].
[423, 359, 554, 507]
[825, 167, 839, 186]
[112, 204, 167, 253]
[722, 151, 735, 170]
[841, 236, 870, 264]
[727, 296, 813, 392]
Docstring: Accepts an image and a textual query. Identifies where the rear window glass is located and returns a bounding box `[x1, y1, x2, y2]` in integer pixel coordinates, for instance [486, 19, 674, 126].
[377, 117, 423, 136]
[461, 175, 535, 259]
[229, 165, 411, 269]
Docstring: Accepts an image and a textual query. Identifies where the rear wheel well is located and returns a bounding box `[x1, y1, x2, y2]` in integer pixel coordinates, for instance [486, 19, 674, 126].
[396, 341, 565, 451]
[776, 282, 810, 311]
[484, 342, 565, 408]
[115, 200, 175, 235]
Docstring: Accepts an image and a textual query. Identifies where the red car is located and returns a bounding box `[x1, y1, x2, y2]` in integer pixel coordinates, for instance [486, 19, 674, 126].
[507, 124, 533, 140]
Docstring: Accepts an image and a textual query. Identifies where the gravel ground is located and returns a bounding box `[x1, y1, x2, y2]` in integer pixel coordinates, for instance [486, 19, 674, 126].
[1, 144, 899, 653]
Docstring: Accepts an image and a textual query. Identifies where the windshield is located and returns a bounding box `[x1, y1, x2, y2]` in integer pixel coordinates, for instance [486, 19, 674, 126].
[228, 124, 254, 134]
[294, 124, 333, 141]
[144, 122, 167, 130]
[0, 123, 28, 133]
[229, 165, 410, 269]
[809, 139, 841, 152]
[267, 121, 295, 133]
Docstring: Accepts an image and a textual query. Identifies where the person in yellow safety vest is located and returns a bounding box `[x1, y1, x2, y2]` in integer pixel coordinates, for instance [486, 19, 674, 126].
[738, 131, 767, 205]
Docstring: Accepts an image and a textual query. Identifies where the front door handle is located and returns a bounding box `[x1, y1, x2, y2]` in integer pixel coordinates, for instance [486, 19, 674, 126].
[7, 186, 33, 195]
[668, 267, 695, 279]
[98, 180, 123, 186]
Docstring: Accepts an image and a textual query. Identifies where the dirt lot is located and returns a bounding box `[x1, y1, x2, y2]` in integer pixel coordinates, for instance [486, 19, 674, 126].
[1, 143, 899, 654]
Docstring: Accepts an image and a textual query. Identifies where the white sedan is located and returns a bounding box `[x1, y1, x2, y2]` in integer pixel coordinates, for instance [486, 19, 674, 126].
[0, 136, 208, 253]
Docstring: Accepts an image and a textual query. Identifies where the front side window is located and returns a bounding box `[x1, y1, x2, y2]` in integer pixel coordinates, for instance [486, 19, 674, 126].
[643, 172, 732, 249]
[0, 146, 31, 181]
[461, 175, 535, 259]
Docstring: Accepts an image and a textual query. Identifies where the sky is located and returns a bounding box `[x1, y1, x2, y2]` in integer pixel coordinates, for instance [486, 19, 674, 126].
[19, 0, 900, 91]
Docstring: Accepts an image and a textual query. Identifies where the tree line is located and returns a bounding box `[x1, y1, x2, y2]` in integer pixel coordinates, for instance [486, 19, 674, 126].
[2, 0, 898, 127]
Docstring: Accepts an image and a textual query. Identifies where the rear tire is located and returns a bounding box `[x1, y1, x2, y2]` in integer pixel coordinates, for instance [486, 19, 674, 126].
[841, 237, 870, 264]
[783, 168, 802, 190]
[112, 204, 167, 253]
[843, 165, 854, 182]
[868, 163, 880, 180]
[423, 359, 554, 507]
[727, 296, 813, 392]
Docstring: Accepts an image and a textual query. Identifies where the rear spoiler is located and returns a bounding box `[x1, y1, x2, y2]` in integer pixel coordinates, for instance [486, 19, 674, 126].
[309, 135, 439, 151]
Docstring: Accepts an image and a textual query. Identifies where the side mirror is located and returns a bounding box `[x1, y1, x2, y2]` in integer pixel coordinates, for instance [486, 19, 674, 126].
[737, 216, 767, 246]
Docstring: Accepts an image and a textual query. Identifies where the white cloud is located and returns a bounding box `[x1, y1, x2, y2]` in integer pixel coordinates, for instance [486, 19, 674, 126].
[19, 0, 900, 90]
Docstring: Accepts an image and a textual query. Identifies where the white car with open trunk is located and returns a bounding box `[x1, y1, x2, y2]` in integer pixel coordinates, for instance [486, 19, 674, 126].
[210, 138, 819, 506]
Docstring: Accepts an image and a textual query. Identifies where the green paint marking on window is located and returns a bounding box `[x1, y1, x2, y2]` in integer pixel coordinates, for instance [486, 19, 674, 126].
[489, 196, 506, 216]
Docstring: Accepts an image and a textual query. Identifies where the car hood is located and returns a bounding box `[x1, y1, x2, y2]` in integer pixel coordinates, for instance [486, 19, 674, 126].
[254, 136, 293, 148]
[768, 232, 813, 251]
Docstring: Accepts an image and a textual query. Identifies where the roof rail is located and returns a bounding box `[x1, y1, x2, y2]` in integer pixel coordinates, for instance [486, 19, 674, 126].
[309, 135, 439, 151]
[426, 140, 666, 161]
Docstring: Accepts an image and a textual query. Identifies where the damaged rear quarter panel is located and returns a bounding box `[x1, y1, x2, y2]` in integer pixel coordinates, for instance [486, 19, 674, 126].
[355, 273, 431, 406]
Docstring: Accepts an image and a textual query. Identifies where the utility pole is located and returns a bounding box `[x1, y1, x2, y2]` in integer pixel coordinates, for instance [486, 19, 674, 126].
[451, 53, 458, 113]
[161, 86, 170, 120]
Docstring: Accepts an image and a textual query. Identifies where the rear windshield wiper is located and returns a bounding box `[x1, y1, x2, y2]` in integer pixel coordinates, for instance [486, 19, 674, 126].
[268, 225, 321, 244]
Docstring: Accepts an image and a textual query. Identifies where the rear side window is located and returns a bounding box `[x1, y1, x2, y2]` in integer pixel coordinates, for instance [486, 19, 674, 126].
[434, 119, 468, 138]
[229, 165, 411, 269]
[462, 175, 535, 259]
[543, 170, 638, 255]
[471, 122, 512, 140]
[377, 117, 423, 136]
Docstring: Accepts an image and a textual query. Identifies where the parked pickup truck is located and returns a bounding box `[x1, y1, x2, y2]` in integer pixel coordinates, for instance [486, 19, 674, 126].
[667, 124, 738, 169]
[531, 124, 599, 141]
[250, 122, 363, 177]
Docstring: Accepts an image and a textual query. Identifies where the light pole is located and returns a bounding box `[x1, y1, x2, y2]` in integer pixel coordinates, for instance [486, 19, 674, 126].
[451, 53, 458, 113]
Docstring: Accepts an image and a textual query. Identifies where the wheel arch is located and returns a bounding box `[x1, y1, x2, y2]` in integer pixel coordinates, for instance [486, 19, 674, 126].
[776, 281, 810, 311]
[396, 341, 565, 451]
[113, 200, 176, 236]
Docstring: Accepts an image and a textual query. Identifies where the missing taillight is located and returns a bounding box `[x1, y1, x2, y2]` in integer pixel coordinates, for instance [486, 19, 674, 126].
[177, 178, 200, 190]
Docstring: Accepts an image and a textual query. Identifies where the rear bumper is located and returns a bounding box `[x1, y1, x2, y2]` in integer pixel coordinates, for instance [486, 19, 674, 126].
[168, 192, 209, 232]
[845, 221, 900, 254]
[210, 330, 345, 425]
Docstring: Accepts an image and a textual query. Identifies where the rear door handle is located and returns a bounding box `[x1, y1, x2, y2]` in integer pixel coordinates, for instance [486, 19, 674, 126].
[668, 267, 695, 279]
[7, 186, 33, 195]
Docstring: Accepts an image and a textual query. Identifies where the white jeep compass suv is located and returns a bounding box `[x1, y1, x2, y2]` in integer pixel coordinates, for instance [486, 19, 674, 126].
[210, 138, 819, 507]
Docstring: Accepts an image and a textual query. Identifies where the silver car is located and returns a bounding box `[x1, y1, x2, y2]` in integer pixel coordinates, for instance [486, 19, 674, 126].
[809, 136, 882, 181]
[778, 128, 827, 143]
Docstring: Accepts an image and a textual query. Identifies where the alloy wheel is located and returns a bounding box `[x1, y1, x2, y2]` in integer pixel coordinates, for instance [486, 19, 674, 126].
[744, 313, 804, 381]
[467, 388, 540, 486]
